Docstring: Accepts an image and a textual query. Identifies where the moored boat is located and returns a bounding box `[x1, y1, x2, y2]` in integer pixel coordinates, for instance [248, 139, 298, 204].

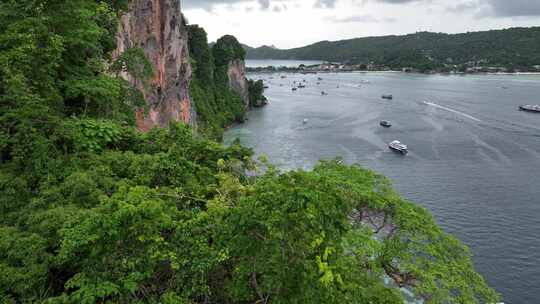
[389, 140, 408, 154]
[380, 120, 392, 128]
[519, 105, 540, 113]
[382, 94, 393, 100]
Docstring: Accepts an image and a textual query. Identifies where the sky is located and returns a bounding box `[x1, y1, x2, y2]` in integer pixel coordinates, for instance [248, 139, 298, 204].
[181, 0, 540, 49]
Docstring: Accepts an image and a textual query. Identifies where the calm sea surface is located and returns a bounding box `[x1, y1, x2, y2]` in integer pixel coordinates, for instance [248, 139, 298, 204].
[245, 59, 323, 68]
[224, 66, 540, 303]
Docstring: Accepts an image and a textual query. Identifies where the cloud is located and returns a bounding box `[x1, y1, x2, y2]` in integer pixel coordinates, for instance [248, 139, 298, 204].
[444, 0, 540, 17]
[326, 14, 396, 23]
[183, 0, 294, 11]
[314, 0, 337, 8]
[183, 0, 277, 11]
[258, 0, 271, 9]
[184, 0, 540, 17]
[446, 1, 479, 13]
[486, 0, 540, 17]
[183, 0, 246, 10]
[372, 0, 423, 3]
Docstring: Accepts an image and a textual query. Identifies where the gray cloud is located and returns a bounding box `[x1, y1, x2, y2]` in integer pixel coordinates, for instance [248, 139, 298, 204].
[314, 0, 337, 8]
[487, 0, 540, 17]
[446, 1, 478, 13]
[183, 0, 244, 10]
[184, 0, 540, 17]
[373, 0, 423, 3]
[259, 0, 270, 9]
[183, 0, 276, 11]
[445, 0, 540, 17]
[326, 14, 396, 22]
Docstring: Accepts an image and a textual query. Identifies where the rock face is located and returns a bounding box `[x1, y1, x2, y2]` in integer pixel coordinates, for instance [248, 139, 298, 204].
[227, 59, 250, 108]
[114, 0, 195, 131]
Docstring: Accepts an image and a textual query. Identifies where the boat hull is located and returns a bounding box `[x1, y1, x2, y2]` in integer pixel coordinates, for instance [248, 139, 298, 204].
[519, 106, 540, 113]
[389, 146, 408, 154]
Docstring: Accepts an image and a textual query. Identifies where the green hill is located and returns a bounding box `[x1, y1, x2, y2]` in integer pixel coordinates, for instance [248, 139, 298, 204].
[246, 27, 540, 71]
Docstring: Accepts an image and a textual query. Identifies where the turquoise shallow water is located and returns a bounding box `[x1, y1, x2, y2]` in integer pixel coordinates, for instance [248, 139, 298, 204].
[225, 71, 540, 304]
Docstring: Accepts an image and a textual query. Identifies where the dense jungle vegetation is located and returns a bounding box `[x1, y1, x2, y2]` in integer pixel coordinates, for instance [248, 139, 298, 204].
[188, 27, 248, 139]
[0, 0, 498, 303]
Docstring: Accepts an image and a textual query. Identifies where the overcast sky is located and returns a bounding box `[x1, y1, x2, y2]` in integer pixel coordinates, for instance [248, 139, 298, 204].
[181, 0, 540, 49]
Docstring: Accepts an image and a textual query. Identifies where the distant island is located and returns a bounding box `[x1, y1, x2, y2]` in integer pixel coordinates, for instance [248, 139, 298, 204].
[245, 27, 540, 74]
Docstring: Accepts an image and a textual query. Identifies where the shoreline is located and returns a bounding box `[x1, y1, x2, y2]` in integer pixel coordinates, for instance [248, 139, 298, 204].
[246, 69, 540, 76]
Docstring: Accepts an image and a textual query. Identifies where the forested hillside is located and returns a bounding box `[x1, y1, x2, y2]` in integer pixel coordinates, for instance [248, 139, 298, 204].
[0, 0, 498, 303]
[246, 27, 540, 71]
[188, 27, 248, 139]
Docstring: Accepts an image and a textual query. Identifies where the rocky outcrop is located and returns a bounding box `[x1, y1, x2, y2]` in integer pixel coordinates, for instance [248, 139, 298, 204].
[227, 59, 250, 108]
[114, 0, 195, 131]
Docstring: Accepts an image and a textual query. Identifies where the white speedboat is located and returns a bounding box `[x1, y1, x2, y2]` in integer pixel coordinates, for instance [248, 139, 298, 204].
[519, 105, 540, 113]
[380, 121, 392, 128]
[389, 140, 408, 154]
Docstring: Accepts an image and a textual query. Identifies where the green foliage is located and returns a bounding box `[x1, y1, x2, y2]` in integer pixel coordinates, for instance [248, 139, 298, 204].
[248, 79, 267, 107]
[0, 0, 145, 167]
[111, 47, 154, 86]
[213, 35, 246, 67]
[187, 27, 247, 139]
[0, 118, 501, 303]
[187, 25, 215, 83]
[62, 118, 123, 153]
[0, 1, 499, 303]
[246, 27, 540, 71]
[190, 79, 246, 139]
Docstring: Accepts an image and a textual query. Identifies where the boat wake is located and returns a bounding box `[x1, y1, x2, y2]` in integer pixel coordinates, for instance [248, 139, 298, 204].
[423, 101, 482, 122]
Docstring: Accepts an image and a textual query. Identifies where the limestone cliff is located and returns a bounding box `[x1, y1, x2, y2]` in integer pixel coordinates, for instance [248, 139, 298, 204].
[227, 59, 250, 108]
[114, 0, 195, 131]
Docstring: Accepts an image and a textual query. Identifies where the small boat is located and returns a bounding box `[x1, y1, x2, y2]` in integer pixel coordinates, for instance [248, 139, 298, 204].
[321, 91, 328, 96]
[382, 94, 393, 100]
[519, 105, 540, 113]
[280, 75, 287, 79]
[298, 84, 306, 88]
[318, 77, 323, 81]
[380, 120, 392, 128]
[292, 87, 297, 91]
[303, 119, 309, 124]
[389, 140, 408, 154]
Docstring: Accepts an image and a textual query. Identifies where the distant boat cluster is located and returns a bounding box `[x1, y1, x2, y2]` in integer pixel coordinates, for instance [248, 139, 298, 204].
[255, 73, 540, 157]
